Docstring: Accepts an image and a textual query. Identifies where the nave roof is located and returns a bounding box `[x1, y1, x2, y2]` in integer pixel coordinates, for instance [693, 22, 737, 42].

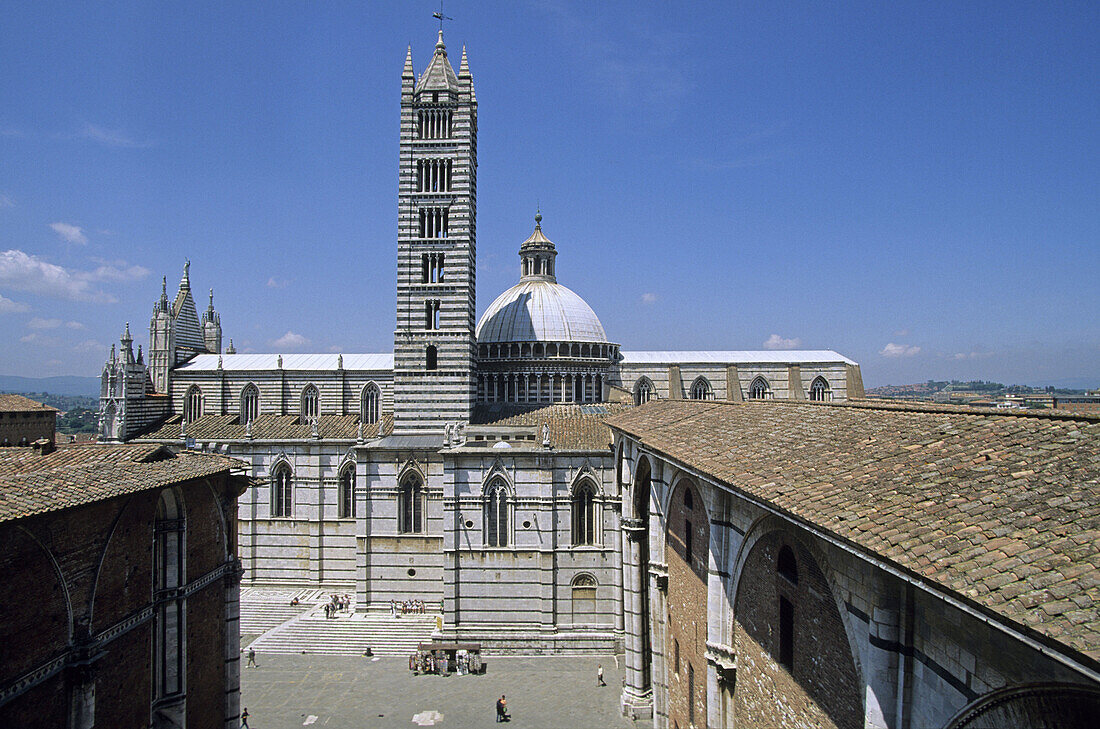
[619, 350, 857, 365]
[175, 353, 394, 373]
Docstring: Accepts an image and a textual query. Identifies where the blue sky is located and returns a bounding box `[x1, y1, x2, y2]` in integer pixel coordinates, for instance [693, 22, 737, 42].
[1, 1, 1097, 388]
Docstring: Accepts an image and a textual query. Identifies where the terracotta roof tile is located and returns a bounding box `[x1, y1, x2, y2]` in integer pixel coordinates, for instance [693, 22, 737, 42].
[137, 412, 392, 442]
[0, 444, 237, 523]
[0, 394, 57, 412]
[606, 399, 1100, 663]
[472, 402, 632, 450]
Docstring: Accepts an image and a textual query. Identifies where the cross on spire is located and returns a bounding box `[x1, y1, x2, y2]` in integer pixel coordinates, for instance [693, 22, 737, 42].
[433, 0, 453, 33]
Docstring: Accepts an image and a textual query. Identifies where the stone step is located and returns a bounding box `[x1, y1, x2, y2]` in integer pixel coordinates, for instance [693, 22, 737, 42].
[249, 615, 439, 657]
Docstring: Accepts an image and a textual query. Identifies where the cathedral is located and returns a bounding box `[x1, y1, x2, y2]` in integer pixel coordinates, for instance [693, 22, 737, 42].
[94, 30, 1100, 729]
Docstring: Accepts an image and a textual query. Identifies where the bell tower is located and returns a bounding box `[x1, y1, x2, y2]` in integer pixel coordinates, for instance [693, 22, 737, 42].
[393, 32, 478, 434]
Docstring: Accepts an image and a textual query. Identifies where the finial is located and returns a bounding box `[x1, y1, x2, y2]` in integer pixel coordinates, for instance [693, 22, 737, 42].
[209, 288, 214, 307]
[183, 260, 190, 278]
[161, 276, 167, 296]
[122, 322, 131, 341]
[535, 207, 542, 228]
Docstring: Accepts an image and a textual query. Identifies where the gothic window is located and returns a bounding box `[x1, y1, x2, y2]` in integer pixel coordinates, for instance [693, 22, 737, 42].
[778, 545, 798, 584]
[809, 376, 831, 402]
[339, 465, 355, 519]
[241, 383, 259, 424]
[399, 474, 423, 533]
[271, 463, 292, 518]
[749, 376, 772, 400]
[485, 479, 509, 547]
[572, 480, 598, 546]
[184, 385, 203, 422]
[633, 377, 654, 406]
[571, 573, 597, 623]
[361, 383, 381, 425]
[690, 376, 713, 400]
[154, 489, 185, 705]
[425, 345, 438, 370]
[779, 596, 794, 671]
[301, 385, 319, 421]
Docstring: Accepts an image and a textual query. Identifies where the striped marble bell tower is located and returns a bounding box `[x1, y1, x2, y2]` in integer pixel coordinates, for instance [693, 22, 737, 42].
[393, 31, 478, 434]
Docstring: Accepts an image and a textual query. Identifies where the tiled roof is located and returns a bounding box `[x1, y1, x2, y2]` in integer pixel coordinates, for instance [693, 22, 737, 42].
[472, 403, 632, 451]
[0, 443, 237, 523]
[138, 412, 392, 442]
[619, 350, 857, 365]
[0, 394, 57, 412]
[606, 399, 1100, 663]
[174, 353, 393, 372]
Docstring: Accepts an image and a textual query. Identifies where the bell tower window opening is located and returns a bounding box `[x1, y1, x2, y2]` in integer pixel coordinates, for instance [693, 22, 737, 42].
[424, 300, 441, 330]
[418, 207, 450, 238]
[416, 159, 453, 193]
[416, 109, 453, 140]
[425, 345, 438, 370]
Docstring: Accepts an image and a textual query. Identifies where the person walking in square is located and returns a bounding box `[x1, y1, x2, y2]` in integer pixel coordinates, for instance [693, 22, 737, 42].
[597, 663, 605, 686]
[246, 647, 257, 668]
[240, 707, 250, 728]
[496, 694, 509, 722]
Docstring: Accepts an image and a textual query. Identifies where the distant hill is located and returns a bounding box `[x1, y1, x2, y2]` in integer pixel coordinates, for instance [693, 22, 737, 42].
[0, 375, 100, 398]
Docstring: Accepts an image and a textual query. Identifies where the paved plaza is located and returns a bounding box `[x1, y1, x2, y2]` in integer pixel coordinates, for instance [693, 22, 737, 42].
[239, 652, 634, 729]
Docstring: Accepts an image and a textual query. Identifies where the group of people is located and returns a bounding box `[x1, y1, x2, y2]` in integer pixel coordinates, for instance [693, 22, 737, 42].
[390, 598, 426, 616]
[324, 593, 351, 618]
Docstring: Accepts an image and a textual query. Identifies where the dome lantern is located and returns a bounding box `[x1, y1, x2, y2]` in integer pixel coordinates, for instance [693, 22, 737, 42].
[519, 210, 558, 283]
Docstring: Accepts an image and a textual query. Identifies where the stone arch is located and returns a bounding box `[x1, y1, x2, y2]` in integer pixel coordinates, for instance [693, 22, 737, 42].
[184, 384, 203, 421]
[730, 520, 863, 729]
[944, 682, 1100, 729]
[749, 376, 772, 400]
[361, 381, 381, 424]
[240, 382, 260, 424]
[88, 493, 156, 630]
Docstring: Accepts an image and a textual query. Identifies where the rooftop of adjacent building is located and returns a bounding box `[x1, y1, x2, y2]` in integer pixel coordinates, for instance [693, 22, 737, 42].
[0, 394, 58, 413]
[606, 398, 1100, 665]
[0, 442, 244, 523]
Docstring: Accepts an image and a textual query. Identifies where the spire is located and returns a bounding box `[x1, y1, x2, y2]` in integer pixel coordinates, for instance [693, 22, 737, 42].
[208, 288, 214, 310]
[121, 322, 135, 364]
[403, 45, 415, 78]
[121, 321, 132, 343]
[415, 29, 459, 94]
[459, 45, 470, 78]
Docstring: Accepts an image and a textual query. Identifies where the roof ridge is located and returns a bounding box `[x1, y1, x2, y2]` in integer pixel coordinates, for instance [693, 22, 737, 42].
[690, 396, 1100, 423]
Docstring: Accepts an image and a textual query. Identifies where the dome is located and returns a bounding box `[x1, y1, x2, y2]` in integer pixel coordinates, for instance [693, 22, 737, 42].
[476, 279, 608, 344]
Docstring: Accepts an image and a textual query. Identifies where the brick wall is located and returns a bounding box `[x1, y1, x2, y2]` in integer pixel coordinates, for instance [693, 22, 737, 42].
[733, 531, 862, 729]
[665, 478, 709, 728]
[0, 409, 55, 446]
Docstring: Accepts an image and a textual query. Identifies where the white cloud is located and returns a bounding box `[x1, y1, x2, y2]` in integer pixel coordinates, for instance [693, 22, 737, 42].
[326, 345, 342, 353]
[0, 194, 13, 208]
[73, 339, 107, 353]
[28, 317, 62, 329]
[0, 293, 29, 313]
[85, 262, 150, 283]
[764, 334, 801, 350]
[0, 249, 117, 303]
[66, 320, 86, 330]
[894, 328, 910, 337]
[272, 331, 309, 349]
[267, 276, 289, 288]
[952, 350, 993, 361]
[880, 342, 922, 358]
[20, 332, 60, 346]
[50, 222, 88, 244]
[75, 123, 152, 148]
[641, 292, 656, 304]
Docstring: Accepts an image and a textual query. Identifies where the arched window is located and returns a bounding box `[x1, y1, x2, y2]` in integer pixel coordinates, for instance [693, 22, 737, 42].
[398, 474, 423, 533]
[184, 385, 203, 422]
[301, 384, 319, 421]
[361, 383, 380, 425]
[690, 376, 712, 400]
[571, 573, 597, 623]
[778, 544, 798, 584]
[749, 376, 772, 400]
[779, 595, 794, 671]
[241, 383, 259, 424]
[485, 479, 509, 547]
[809, 376, 831, 402]
[426, 345, 438, 370]
[339, 464, 356, 519]
[154, 489, 185, 707]
[634, 377, 654, 406]
[271, 463, 293, 517]
[572, 480, 598, 546]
